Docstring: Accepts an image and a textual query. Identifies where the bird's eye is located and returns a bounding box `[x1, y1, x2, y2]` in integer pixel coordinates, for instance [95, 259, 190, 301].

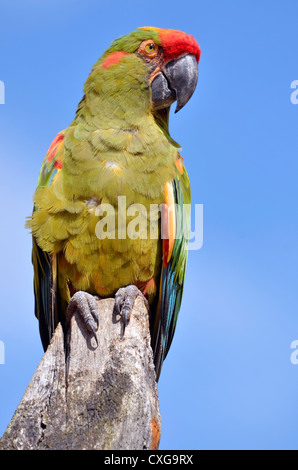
[145, 43, 155, 52]
[139, 40, 159, 58]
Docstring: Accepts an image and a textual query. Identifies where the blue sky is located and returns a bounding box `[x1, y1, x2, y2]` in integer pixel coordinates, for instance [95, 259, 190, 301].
[0, 0, 298, 450]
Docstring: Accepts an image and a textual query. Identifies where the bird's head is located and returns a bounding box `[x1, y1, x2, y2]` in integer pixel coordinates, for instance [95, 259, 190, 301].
[138, 27, 200, 113]
[98, 27, 201, 115]
[81, 27, 201, 129]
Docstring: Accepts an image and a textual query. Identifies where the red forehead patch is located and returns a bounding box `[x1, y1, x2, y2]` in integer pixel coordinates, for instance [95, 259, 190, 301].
[102, 51, 129, 69]
[159, 29, 201, 63]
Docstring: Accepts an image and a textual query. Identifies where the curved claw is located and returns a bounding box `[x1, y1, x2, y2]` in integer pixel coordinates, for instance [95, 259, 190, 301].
[114, 285, 149, 336]
[66, 291, 99, 346]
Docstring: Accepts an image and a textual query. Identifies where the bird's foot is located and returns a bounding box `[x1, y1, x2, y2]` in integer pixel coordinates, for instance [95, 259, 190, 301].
[66, 291, 99, 345]
[114, 285, 149, 335]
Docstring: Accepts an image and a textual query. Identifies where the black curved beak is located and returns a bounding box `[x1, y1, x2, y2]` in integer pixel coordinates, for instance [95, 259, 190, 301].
[151, 54, 198, 113]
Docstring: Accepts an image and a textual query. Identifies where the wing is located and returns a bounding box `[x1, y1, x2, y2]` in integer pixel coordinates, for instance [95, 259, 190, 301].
[29, 132, 65, 350]
[36, 132, 64, 188]
[151, 159, 191, 380]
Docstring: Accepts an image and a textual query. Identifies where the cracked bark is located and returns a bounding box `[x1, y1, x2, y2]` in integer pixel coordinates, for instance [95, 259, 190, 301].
[0, 297, 161, 450]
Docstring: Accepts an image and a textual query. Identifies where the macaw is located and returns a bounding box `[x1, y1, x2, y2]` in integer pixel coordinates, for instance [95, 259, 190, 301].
[27, 27, 201, 380]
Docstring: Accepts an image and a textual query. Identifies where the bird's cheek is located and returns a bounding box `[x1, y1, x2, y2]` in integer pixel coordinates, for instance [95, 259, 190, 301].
[150, 72, 176, 111]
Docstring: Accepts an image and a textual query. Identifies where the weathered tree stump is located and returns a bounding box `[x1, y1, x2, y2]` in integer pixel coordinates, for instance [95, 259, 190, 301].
[0, 297, 161, 450]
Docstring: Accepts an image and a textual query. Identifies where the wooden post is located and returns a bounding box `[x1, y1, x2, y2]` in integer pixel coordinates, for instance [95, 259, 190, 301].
[0, 297, 161, 450]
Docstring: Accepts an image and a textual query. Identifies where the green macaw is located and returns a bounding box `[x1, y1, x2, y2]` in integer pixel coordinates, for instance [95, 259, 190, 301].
[27, 27, 201, 380]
